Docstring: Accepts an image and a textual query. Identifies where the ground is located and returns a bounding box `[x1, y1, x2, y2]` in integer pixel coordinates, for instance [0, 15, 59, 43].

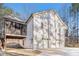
[1, 47, 79, 56]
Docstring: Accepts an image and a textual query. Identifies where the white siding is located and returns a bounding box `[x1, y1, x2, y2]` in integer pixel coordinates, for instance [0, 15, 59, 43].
[33, 15, 43, 49]
[26, 10, 67, 49]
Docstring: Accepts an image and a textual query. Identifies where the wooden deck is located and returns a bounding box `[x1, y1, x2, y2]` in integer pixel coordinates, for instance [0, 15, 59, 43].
[5, 34, 26, 49]
[6, 34, 26, 39]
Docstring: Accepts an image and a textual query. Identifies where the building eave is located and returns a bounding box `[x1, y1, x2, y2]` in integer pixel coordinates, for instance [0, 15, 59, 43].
[25, 14, 33, 24]
[3, 15, 25, 24]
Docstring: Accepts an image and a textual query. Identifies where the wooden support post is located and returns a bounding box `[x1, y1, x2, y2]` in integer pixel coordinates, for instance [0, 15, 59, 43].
[4, 20, 6, 51]
[23, 38, 24, 48]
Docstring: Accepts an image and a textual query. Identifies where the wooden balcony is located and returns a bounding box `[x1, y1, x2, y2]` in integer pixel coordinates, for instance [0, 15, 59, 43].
[6, 34, 26, 39]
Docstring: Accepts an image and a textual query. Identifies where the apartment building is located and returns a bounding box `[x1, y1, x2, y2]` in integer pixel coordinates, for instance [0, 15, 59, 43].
[0, 15, 26, 49]
[26, 10, 67, 49]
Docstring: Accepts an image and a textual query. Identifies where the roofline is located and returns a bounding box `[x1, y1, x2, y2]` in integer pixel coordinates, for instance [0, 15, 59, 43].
[25, 14, 33, 24]
[3, 16, 25, 24]
[55, 11, 68, 28]
[34, 9, 68, 29]
[26, 9, 68, 29]
[33, 9, 67, 28]
[25, 9, 54, 23]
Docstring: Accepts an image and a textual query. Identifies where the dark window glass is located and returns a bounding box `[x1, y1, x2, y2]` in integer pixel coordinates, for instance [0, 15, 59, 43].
[41, 22, 43, 29]
[15, 23, 20, 29]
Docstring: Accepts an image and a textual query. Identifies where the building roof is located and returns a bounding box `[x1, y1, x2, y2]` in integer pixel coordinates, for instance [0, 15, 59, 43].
[3, 15, 25, 24]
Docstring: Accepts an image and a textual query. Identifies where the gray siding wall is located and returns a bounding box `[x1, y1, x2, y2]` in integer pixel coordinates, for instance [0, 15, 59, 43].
[25, 18, 33, 48]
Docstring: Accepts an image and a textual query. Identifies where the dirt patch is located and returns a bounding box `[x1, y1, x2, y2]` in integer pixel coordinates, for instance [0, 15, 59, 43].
[5, 48, 42, 56]
[32, 50, 41, 54]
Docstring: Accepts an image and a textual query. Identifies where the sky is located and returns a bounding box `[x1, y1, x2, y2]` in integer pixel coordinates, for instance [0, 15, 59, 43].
[3, 3, 71, 20]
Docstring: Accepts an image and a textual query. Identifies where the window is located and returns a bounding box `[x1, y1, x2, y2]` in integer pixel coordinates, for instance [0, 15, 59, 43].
[40, 13, 50, 20]
[46, 14, 50, 20]
[41, 22, 43, 29]
[15, 23, 20, 29]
